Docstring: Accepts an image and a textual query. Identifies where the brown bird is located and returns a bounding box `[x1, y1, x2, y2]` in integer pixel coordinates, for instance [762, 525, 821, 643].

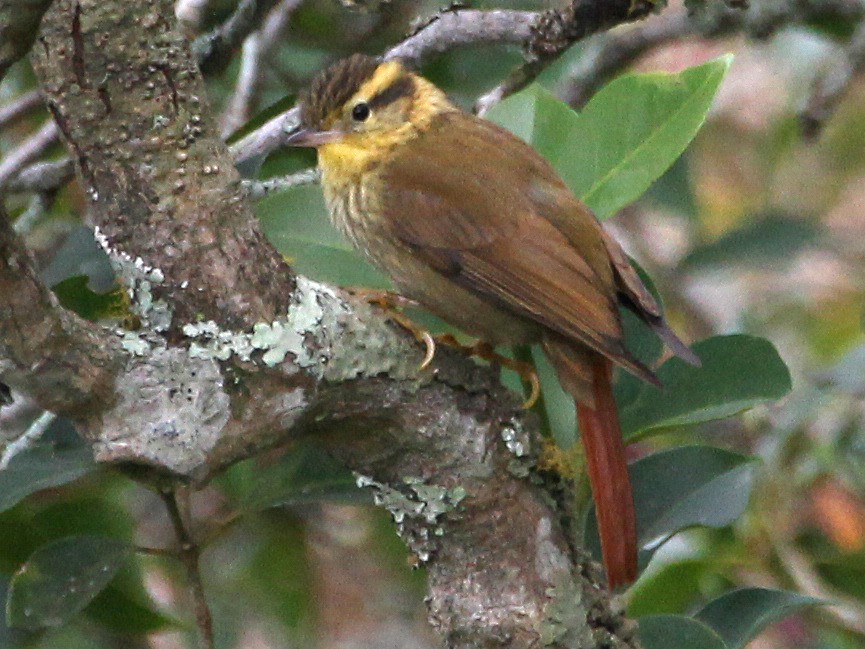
[287, 54, 700, 589]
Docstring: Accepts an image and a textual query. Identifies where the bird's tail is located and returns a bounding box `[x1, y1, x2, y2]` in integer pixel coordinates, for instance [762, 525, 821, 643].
[543, 338, 638, 589]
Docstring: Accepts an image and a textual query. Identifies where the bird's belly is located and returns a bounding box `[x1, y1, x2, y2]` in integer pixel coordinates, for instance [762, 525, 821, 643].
[324, 179, 538, 347]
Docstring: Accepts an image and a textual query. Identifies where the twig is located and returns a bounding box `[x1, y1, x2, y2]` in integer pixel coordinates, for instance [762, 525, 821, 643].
[385, 9, 536, 66]
[193, 0, 282, 74]
[242, 167, 320, 199]
[800, 20, 865, 138]
[160, 490, 214, 649]
[4, 159, 74, 194]
[559, 12, 691, 109]
[0, 90, 43, 130]
[771, 536, 865, 635]
[220, 31, 264, 139]
[12, 191, 54, 234]
[0, 410, 56, 470]
[0, 120, 58, 193]
[134, 545, 181, 558]
[475, 0, 664, 114]
[219, 0, 305, 139]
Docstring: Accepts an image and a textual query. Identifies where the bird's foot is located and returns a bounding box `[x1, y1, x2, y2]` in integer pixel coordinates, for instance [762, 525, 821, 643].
[349, 288, 435, 370]
[436, 334, 541, 409]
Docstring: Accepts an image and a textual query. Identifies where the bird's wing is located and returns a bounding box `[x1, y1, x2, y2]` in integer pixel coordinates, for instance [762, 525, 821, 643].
[372, 112, 654, 380]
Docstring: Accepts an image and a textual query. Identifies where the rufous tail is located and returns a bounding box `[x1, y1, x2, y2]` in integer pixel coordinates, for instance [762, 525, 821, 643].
[575, 358, 638, 589]
[542, 337, 639, 589]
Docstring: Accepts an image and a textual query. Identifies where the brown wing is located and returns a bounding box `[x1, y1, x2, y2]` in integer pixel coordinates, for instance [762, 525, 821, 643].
[372, 111, 656, 380]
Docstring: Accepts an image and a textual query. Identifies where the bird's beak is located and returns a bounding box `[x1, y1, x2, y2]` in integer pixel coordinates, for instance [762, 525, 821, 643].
[285, 127, 343, 148]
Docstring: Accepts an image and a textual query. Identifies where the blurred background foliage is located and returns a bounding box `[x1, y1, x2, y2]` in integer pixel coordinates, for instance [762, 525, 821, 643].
[3, 0, 865, 648]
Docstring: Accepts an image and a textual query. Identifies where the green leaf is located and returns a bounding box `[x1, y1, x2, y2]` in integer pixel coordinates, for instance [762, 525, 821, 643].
[531, 345, 576, 448]
[694, 587, 822, 649]
[639, 614, 726, 649]
[237, 444, 364, 512]
[619, 335, 792, 440]
[0, 445, 96, 514]
[50, 276, 128, 322]
[40, 226, 114, 293]
[6, 536, 132, 630]
[0, 577, 30, 648]
[487, 56, 732, 218]
[633, 447, 759, 552]
[682, 213, 821, 270]
[627, 559, 706, 617]
[585, 447, 759, 566]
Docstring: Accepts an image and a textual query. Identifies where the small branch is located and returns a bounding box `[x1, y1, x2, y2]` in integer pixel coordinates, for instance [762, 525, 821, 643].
[160, 490, 215, 649]
[385, 9, 536, 66]
[220, 32, 264, 139]
[0, 90, 44, 130]
[0, 120, 58, 193]
[193, 0, 282, 74]
[12, 191, 55, 235]
[473, 0, 664, 114]
[134, 545, 180, 559]
[800, 20, 865, 138]
[220, 0, 304, 139]
[0, 410, 55, 470]
[559, 12, 691, 109]
[242, 167, 320, 199]
[3, 159, 74, 195]
[0, 390, 42, 442]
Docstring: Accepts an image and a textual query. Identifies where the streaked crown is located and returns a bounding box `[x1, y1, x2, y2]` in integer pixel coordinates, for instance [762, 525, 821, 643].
[300, 54, 380, 128]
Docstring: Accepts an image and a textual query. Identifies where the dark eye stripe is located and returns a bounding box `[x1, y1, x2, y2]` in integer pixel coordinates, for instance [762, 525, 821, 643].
[367, 75, 415, 110]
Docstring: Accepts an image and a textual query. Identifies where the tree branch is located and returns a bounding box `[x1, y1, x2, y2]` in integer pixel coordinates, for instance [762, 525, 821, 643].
[0, 205, 125, 416]
[0, 120, 58, 192]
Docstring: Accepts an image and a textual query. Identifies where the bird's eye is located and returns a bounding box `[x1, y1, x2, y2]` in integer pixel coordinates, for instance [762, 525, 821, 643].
[351, 102, 370, 122]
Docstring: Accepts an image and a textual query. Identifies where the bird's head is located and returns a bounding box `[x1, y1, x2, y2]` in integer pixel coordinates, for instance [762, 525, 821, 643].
[287, 54, 452, 164]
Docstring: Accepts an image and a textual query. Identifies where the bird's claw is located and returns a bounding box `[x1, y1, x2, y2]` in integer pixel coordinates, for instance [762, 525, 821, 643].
[436, 336, 541, 409]
[351, 288, 436, 371]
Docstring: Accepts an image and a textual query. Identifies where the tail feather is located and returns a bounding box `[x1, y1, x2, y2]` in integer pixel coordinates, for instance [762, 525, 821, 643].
[543, 337, 639, 588]
[576, 358, 638, 589]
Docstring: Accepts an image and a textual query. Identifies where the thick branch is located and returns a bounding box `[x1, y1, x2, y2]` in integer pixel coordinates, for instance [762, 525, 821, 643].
[32, 0, 292, 330]
[0, 207, 124, 415]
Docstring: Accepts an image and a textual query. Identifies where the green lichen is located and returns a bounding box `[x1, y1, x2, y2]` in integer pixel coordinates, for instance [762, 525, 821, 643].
[355, 474, 468, 563]
[119, 331, 152, 356]
[183, 320, 255, 362]
[501, 417, 537, 479]
[94, 226, 172, 332]
[540, 579, 592, 648]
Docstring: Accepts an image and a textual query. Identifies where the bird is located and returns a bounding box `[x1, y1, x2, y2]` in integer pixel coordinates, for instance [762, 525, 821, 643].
[286, 53, 700, 589]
